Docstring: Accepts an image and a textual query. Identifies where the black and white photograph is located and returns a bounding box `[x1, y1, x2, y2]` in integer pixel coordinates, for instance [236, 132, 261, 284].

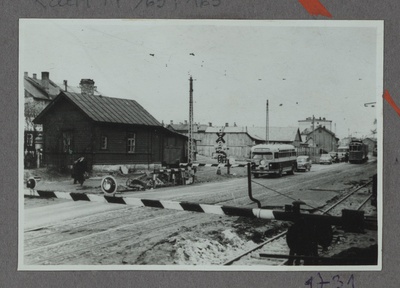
[19, 19, 383, 270]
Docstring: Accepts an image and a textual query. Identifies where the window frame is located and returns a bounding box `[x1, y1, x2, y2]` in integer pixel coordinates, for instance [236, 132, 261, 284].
[127, 132, 136, 153]
[100, 135, 108, 150]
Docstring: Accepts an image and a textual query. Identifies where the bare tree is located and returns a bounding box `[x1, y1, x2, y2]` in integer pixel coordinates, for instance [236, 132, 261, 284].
[24, 100, 47, 131]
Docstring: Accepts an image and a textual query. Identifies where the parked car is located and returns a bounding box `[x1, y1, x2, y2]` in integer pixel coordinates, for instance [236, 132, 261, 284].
[319, 154, 332, 165]
[296, 156, 312, 171]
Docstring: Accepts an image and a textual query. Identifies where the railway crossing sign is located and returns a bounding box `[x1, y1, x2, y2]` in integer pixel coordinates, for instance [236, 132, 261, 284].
[215, 131, 227, 163]
[216, 132, 225, 143]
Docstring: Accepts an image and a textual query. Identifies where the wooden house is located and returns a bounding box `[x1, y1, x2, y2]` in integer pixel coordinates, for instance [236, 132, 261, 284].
[303, 126, 339, 154]
[33, 87, 187, 171]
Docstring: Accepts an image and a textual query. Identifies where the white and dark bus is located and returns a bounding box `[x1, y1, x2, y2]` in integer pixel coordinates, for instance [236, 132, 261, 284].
[250, 144, 297, 178]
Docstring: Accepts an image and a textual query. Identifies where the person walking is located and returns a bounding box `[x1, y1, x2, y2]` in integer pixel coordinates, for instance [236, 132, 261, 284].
[72, 157, 88, 186]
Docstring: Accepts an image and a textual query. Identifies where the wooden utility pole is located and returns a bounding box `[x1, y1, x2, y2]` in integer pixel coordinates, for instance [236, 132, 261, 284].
[188, 76, 194, 163]
[266, 100, 269, 144]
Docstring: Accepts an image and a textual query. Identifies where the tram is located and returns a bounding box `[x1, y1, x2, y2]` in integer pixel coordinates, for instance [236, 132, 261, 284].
[348, 139, 369, 163]
[250, 144, 297, 177]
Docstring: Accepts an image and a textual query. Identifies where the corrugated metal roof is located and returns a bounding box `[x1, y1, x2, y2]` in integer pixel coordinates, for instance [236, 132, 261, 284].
[247, 127, 299, 142]
[62, 92, 161, 126]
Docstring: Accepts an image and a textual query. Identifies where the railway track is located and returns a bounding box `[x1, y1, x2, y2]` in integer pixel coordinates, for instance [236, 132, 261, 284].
[223, 179, 377, 266]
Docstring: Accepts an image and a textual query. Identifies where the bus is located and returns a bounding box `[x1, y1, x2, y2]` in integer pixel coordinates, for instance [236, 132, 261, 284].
[250, 144, 297, 178]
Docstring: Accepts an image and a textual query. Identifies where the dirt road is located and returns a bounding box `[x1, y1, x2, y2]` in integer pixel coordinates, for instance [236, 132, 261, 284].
[23, 159, 377, 267]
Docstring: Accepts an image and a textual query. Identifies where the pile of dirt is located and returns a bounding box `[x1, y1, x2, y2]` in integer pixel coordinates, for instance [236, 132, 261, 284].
[128, 219, 262, 266]
[135, 228, 257, 265]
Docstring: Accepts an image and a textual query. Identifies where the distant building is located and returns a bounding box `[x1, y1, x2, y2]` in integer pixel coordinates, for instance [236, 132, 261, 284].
[362, 137, 377, 155]
[24, 72, 61, 168]
[338, 137, 352, 147]
[303, 126, 339, 154]
[33, 82, 188, 171]
[299, 116, 332, 134]
[167, 122, 302, 160]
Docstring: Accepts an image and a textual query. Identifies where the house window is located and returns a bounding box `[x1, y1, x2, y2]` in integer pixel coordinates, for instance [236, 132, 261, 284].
[127, 133, 135, 153]
[100, 135, 108, 150]
[26, 133, 34, 147]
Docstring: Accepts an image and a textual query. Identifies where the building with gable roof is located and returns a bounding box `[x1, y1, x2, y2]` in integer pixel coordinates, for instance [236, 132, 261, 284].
[302, 126, 339, 154]
[166, 122, 301, 160]
[24, 72, 62, 168]
[33, 85, 188, 171]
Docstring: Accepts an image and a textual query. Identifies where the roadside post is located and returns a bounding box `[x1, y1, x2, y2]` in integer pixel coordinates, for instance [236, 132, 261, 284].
[247, 163, 261, 208]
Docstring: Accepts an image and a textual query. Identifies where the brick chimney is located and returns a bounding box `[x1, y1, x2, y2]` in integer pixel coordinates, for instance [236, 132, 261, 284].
[41, 72, 49, 91]
[79, 79, 96, 96]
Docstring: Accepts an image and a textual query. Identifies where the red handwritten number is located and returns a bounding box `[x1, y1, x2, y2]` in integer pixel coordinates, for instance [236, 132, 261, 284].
[305, 276, 313, 288]
[347, 274, 355, 288]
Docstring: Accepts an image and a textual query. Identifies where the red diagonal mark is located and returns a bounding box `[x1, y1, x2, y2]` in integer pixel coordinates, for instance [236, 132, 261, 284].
[298, 0, 333, 18]
[383, 90, 400, 117]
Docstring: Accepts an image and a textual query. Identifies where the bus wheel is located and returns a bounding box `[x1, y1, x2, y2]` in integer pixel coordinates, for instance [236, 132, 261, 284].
[278, 169, 283, 177]
[287, 165, 295, 175]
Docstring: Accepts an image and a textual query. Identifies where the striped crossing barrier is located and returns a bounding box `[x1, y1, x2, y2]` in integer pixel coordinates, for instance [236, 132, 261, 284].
[180, 163, 250, 168]
[25, 189, 346, 226]
[179, 163, 268, 169]
[158, 168, 188, 172]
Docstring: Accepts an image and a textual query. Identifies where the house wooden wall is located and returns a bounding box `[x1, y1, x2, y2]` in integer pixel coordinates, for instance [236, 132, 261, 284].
[307, 129, 338, 153]
[92, 124, 163, 166]
[163, 134, 187, 165]
[40, 97, 93, 169]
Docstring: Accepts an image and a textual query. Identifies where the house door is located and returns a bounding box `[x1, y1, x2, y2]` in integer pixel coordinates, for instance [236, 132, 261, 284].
[59, 131, 74, 169]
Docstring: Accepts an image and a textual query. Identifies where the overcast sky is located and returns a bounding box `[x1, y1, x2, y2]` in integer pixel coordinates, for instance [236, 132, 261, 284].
[20, 19, 383, 139]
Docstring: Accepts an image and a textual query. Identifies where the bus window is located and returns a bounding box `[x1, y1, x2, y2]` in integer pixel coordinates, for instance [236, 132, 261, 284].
[253, 153, 273, 160]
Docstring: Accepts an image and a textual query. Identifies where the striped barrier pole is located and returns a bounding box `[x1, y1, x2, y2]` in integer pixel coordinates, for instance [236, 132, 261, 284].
[180, 163, 250, 168]
[26, 189, 347, 227]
